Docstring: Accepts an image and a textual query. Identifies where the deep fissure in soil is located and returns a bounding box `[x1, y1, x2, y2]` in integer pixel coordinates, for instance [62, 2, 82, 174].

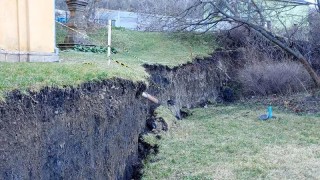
[0, 54, 231, 179]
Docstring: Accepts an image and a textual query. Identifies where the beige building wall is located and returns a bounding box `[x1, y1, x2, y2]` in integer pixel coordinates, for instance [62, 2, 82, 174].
[0, 0, 58, 62]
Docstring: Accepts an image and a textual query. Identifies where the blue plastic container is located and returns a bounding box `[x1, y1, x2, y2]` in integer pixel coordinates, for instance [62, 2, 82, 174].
[268, 106, 273, 119]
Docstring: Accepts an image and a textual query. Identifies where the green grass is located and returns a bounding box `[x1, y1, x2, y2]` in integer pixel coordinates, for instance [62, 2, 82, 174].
[0, 60, 146, 97]
[142, 105, 320, 179]
[60, 26, 215, 66]
[0, 25, 216, 98]
[155, 105, 177, 129]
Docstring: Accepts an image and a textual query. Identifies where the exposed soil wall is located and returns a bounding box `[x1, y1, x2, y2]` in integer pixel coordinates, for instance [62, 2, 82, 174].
[0, 79, 149, 180]
[145, 57, 224, 118]
[0, 56, 223, 179]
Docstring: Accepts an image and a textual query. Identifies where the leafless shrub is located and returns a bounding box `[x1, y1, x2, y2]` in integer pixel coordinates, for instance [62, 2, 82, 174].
[309, 10, 320, 47]
[217, 27, 292, 62]
[238, 61, 312, 96]
[214, 27, 315, 97]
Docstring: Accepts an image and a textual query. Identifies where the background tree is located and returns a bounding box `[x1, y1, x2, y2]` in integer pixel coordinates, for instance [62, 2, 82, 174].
[54, 0, 320, 87]
[87, 0, 101, 20]
[172, 0, 320, 87]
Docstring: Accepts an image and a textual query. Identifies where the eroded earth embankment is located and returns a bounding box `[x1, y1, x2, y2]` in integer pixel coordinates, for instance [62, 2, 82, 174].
[0, 54, 227, 179]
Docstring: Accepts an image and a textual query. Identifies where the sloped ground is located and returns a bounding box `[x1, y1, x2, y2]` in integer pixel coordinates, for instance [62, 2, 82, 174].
[143, 105, 320, 179]
[0, 27, 215, 99]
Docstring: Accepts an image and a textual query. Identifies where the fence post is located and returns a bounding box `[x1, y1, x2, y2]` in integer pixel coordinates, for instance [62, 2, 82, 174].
[108, 19, 112, 65]
[117, 10, 120, 27]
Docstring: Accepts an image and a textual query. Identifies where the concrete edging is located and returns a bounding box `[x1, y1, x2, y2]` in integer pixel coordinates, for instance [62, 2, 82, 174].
[0, 50, 59, 62]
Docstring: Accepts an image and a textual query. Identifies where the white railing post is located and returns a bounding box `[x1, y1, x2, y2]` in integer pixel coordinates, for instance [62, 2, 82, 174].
[107, 19, 112, 65]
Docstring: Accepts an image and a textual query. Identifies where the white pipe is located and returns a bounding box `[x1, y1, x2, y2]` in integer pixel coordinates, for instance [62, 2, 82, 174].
[107, 19, 112, 65]
[142, 92, 159, 104]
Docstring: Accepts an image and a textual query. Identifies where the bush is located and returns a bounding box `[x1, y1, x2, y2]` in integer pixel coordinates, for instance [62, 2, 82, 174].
[74, 45, 108, 53]
[216, 27, 290, 63]
[238, 61, 312, 96]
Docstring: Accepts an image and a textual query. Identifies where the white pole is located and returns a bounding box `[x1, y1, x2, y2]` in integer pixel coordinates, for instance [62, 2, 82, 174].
[107, 19, 112, 65]
[118, 10, 120, 27]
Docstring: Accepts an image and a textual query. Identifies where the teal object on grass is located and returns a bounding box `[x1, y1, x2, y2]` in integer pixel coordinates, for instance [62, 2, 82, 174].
[268, 106, 273, 119]
[259, 106, 273, 120]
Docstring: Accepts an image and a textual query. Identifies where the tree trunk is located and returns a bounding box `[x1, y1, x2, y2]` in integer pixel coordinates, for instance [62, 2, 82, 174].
[298, 57, 320, 87]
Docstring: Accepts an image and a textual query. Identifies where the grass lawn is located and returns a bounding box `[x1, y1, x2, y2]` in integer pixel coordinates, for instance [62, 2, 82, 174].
[143, 105, 320, 179]
[0, 25, 215, 98]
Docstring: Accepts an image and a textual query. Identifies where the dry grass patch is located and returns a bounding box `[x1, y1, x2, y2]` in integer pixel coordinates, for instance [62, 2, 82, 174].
[142, 105, 320, 180]
[260, 145, 320, 179]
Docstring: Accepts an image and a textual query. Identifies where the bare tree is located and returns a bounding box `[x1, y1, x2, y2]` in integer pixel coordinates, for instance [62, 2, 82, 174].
[87, 0, 101, 21]
[174, 0, 320, 87]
